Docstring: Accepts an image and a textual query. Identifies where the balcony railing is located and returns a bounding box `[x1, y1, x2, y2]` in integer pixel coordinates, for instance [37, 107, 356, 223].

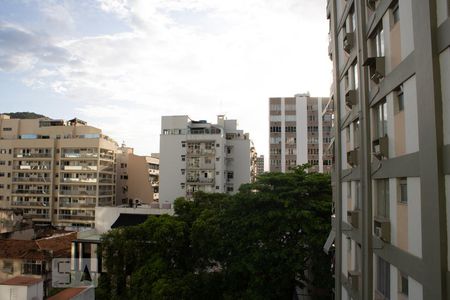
[61, 178, 98, 183]
[58, 215, 94, 221]
[11, 201, 49, 207]
[59, 190, 96, 196]
[14, 165, 51, 170]
[24, 214, 50, 219]
[14, 153, 52, 158]
[59, 202, 96, 208]
[63, 165, 98, 171]
[62, 153, 98, 158]
[12, 177, 50, 183]
[186, 149, 215, 156]
[12, 189, 50, 195]
[186, 178, 215, 184]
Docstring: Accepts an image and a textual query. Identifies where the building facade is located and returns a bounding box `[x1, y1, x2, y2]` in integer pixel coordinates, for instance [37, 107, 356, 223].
[0, 115, 117, 228]
[115, 145, 159, 206]
[159, 115, 252, 204]
[256, 155, 265, 175]
[269, 94, 334, 173]
[328, 0, 450, 299]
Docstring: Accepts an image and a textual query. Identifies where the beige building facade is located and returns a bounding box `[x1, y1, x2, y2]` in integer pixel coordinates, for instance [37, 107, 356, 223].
[328, 0, 450, 299]
[115, 145, 159, 206]
[0, 115, 117, 227]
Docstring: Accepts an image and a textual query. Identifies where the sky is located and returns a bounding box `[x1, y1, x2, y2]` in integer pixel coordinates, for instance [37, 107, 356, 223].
[0, 0, 332, 157]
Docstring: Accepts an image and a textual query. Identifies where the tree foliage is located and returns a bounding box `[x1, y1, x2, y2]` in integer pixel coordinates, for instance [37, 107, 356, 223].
[97, 166, 333, 299]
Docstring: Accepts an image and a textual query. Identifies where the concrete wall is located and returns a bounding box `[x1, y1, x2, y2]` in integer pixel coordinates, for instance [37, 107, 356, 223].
[0, 282, 43, 300]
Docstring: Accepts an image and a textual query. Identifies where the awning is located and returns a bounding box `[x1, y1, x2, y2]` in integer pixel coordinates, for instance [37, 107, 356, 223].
[111, 214, 150, 228]
[323, 230, 335, 254]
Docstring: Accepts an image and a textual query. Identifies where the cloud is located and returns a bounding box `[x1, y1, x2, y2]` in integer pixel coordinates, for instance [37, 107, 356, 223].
[0, 22, 73, 71]
[1, 0, 331, 156]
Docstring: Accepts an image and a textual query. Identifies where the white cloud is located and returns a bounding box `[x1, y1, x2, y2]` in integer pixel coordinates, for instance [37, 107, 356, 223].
[1, 0, 332, 157]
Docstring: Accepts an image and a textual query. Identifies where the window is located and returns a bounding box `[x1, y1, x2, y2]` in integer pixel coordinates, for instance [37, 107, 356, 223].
[392, 2, 400, 24]
[375, 26, 385, 56]
[181, 141, 186, 147]
[355, 181, 361, 209]
[181, 155, 185, 161]
[0, 149, 6, 154]
[399, 178, 407, 204]
[353, 63, 359, 90]
[2, 261, 13, 273]
[399, 273, 408, 296]
[395, 85, 404, 114]
[376, 256, 390, 299]
[2, 127, 12, 131]
[376, 179, 390, 218]
[22, 260, 44, 275]
[181, 169, 185, 175]
[374, 101, 388, 139]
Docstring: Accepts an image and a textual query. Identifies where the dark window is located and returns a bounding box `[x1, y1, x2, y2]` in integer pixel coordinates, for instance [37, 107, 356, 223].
[376, 256, 390, 298]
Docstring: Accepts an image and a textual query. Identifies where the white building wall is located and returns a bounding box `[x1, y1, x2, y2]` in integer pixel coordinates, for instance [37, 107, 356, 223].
[436, 0, 449, 26]
[342, 182, 348, 222]
[318, 98, 324, 172]
[408, 276, 423, 300]
[281, 98, 286, 172]
[389, 178, 398, 245]
[403, 76, 419, 154]
[386, 93, 396, 157]
[446, 175, 450, 270]
[399, 0, 415, 59]
[408, 177, 422, 258]
[0, 282, 43, 300]
[440, 48, 450, 145]
[295, 95, 308, 166]
[341, 130, 347, 169]
[229, 138, 251, 192]
[390, 265, 399, 300]
[160, 133, 186, 204]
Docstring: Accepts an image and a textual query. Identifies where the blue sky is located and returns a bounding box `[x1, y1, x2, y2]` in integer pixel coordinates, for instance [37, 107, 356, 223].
[0, 0, 331, 156]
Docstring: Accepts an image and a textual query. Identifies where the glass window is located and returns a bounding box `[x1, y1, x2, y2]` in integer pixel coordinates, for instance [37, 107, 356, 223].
[377, 256, 390, 298]
[399, 178, 407, 203]
[374, 101, 388, 139]
[376, 179, 390, 218]
[392, 2, 400, 24]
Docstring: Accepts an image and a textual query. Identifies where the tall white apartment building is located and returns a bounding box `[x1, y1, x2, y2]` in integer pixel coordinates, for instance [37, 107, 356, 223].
[327, 0, 450, 299]
[269, 93, 334, 173]
[159, 115, 252, 204]
[0, 115, 117, 228]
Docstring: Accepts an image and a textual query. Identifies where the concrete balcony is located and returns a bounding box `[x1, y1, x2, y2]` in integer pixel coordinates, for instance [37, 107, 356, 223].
[63, 165, 98, 171]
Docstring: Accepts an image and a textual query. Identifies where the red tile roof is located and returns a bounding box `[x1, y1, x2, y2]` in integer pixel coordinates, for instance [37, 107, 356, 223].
[36, 232, 77, 258]
[0, 240, 47, 260]
[0, 232, 77, 260]
[47, 287, 88, 300]
[0, 276, 43, 286]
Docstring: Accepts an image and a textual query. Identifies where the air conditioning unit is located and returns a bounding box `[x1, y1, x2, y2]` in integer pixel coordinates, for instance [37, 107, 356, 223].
[348, 270, 361, 291]
[347, 210, 359, 228]
[343, 32, 354, 53]
[345, 89, 358, 108]
[372, 135, 389, 159]
[347, 149, 359, 167]
[363, 57, 385, 84]
[374, 218, 391, 242]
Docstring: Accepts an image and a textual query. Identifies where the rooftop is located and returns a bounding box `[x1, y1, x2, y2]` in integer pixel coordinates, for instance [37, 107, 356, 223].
[0, 276, 43, 286]
[47, 287, 90, 300]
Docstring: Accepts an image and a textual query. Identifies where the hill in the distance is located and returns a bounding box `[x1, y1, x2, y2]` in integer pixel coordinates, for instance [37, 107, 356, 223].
[3, 112, 49, 119]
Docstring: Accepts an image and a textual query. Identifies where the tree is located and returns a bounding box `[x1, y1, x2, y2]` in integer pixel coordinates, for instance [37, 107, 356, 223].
[97, 165, 333, 299]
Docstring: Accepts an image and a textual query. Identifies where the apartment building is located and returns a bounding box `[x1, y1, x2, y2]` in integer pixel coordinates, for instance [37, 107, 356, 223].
[269, 94, 334, 173]
[327, 0, 450, 299]
[159, 115, 252, 204]
[0, 115, 117, 228]
[115, 145, 159, 206]
[256, 155, 265, 175]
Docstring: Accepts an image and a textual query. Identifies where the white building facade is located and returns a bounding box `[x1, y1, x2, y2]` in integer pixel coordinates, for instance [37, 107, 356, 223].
[159, 115, 252, 204]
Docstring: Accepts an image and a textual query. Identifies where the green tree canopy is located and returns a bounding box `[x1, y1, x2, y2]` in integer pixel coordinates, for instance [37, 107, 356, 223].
[97, 166, 333, 299]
